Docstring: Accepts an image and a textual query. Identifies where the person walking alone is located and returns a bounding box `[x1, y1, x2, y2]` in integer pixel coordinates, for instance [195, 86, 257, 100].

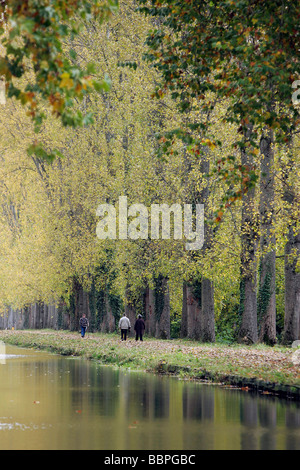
[79, 313, 89, 338]
[134, 314, 145, 341]
[118, 313, 131, 341]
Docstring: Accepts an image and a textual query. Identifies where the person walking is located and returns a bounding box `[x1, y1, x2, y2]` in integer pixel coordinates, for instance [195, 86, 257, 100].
[79, 313, 89, 338]
[134, 314, 145, 341]
[118, 313, 131, 341]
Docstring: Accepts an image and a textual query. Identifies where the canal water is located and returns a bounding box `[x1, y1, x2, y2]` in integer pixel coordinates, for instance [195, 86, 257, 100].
[0, 343, 299, 450]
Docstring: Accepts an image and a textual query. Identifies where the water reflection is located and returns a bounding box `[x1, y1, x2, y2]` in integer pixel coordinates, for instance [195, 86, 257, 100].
[0, 344, 299, 450]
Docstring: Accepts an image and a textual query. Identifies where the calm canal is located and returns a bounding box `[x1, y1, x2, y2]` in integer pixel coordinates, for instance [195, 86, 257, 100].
[0, 343, 299, 450]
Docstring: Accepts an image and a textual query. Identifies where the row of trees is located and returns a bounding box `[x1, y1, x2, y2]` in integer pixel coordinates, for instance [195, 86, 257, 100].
[0, 0, 299, 345]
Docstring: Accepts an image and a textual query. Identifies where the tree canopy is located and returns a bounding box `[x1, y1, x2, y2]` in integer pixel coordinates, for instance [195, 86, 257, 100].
[138, 0, 300, 212]
[0, 0, 118, 159]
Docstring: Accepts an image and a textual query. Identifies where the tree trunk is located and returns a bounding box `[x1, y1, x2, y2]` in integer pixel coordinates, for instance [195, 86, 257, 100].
[201, 278, 215, 342]
[180, 283, 188, 338]
[280, 138, 300, 345]
[125, 303, 136, 338]
[145, 286, 156, 337]
[182, 279, 214, 342]
[145, 277, 170, 339]
[154, 276, 170, 339]
[238, 126, 258, 344]
[186, 283, 202, 340]
[199, 149, 215, 342]
[180, 143, 215, 342]
[282, 226, 300, 344]
[258, 127, 276, 344]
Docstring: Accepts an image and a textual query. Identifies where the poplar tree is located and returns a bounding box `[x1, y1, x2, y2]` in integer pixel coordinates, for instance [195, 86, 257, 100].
[137, 0, 300, 343]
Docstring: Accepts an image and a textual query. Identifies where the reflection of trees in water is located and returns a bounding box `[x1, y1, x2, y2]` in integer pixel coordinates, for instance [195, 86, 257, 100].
[1, 350, 300, 449]
[16, 354, 300, 449]
[183, 385, 214, 421]
[75, 365, 300, 449]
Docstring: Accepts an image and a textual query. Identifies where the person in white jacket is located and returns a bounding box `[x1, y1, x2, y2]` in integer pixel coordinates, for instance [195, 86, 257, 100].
[118, 313, 131, 341]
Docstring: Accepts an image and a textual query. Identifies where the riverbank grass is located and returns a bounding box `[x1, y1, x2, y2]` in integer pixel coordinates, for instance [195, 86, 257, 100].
[0, 329, 299, 398]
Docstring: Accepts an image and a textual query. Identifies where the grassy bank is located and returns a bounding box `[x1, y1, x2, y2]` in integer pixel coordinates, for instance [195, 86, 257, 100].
[1, 329, 299, 399]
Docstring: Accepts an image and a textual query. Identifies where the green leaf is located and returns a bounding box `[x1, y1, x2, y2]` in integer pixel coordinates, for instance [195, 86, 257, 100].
[69, 49, 77, 60]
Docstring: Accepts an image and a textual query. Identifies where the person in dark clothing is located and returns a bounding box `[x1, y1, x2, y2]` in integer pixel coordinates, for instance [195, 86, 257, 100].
[79, 313, 89, 338]
[134, 314, 145, 341]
